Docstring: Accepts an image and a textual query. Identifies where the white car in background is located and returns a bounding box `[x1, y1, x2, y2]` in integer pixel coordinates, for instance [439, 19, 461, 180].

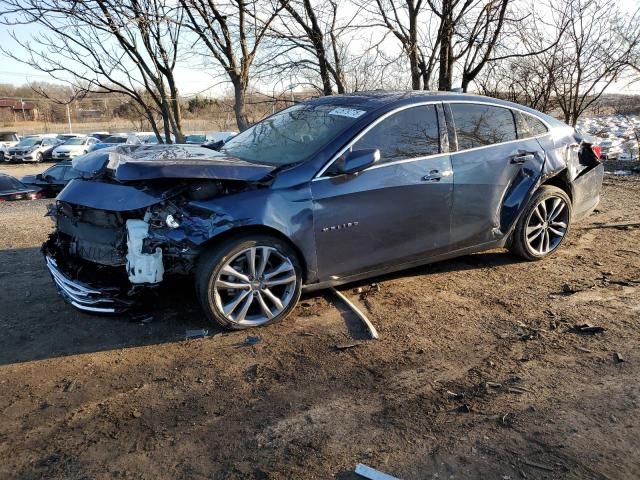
[0, 132, 20, 148]
[184, 131, 237, 145]
[5, 136, 62, 162]
[51, 136, 99, 160]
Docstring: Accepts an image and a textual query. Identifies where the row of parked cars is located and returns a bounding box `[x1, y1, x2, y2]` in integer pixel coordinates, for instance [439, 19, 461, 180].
[0, 130, 237, 163]
[577, 115, 640, 161]
[0, 130, 237, 202]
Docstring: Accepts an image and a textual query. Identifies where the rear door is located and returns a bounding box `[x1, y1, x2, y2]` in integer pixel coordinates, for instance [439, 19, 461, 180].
[446, 102, 546, 250]
[311, 103, 453, 280]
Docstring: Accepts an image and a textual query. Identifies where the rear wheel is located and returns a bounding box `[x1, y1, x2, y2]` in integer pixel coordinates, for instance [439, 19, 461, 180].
[195, 234, 302, 329]
[509, 185, 572, 261]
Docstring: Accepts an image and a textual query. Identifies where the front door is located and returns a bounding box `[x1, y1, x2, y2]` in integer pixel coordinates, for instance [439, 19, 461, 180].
[311, 104, 453, 280]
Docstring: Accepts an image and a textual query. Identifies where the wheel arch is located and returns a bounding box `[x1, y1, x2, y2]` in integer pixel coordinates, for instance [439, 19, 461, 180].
[541, 170, 573, 203]
[197, 224, 309, 283]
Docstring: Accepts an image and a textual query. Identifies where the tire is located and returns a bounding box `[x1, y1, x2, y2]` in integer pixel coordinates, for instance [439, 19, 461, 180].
[195, 234, 302, 330]
[509, 185, 572, 261]
[36, 152, 43, 162]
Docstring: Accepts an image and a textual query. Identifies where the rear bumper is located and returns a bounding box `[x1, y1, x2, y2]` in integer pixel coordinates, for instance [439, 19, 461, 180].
[572, 163, 604, 221]
[44, 255, 133, 313]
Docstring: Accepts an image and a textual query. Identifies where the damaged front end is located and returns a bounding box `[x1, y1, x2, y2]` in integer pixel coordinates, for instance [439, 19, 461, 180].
[43, 145, 274, 314]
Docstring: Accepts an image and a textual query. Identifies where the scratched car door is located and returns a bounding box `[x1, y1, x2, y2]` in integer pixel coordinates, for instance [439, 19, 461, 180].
[311, 104, 453, 280]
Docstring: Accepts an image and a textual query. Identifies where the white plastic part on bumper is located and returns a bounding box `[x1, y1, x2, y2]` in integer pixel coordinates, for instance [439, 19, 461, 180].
[125, 219, 164, 284]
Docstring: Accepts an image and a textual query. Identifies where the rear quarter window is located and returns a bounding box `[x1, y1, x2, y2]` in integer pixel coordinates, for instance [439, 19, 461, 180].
[515, 111, 549, 138]
[450, 104, 517, 150]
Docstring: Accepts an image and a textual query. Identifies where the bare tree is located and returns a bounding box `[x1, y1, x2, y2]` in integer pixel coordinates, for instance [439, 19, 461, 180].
[551, 0, 640, 125]
[268, 0, 352, 95]
[179, 0, 281, 131]
[357, 0, 440, 89]
[0, 0, 186, 142]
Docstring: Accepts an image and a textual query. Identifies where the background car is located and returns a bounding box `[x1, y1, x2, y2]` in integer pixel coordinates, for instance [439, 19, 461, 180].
[88, 134, 129, 152]
[185, 131, 237, 145]
[57, 133, 85, 142]
[5, 136, 61, 162]
[51, 136, 98, 160]
[20, 161, 79, 197]
[87, 132, 111, 141]
[0, 174, 41, 201]
[0, 131, 20, 150]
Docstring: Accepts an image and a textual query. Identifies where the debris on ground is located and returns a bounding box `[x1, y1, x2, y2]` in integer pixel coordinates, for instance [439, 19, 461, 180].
[576, 346, 592, 353]
[447, 390, 464, 399]
[331, 288, 379, 339]
[243, 335, 261, 346]
[334, 342, 360, 351]
[185, 329, 209, 340]
[354, 463, 401, 480]
[523, 460, 554, 472]
[456, 403, 471, 413]
[569, 323, 606, 335]
[613, 352, 625, 363]
[130, 313, 154, 324]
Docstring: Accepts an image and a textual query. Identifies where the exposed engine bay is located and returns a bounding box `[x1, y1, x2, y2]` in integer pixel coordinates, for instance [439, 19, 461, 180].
[43, 155, 266, 313]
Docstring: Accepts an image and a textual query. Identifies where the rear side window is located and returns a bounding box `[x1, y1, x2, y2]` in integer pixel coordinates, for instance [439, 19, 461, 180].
[353, 105, 440, 164]
[515, 111, 549, 138]
[451, 104, 517, 150]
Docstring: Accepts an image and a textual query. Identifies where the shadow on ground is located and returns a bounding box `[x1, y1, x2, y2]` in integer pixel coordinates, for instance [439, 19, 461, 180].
[0, 246, 521, 366]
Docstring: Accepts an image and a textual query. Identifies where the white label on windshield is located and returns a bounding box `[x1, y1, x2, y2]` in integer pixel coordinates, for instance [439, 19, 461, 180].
[329, 107, 366, 119]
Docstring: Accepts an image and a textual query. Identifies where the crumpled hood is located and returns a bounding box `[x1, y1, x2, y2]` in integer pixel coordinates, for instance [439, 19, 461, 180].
[73, 144, 275, 182]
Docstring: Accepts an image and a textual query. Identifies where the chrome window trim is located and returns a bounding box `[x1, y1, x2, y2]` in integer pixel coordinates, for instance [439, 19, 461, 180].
[447, 100, 553, 132]
[313, 101, 441, 181]
[446, 101, 553, 155]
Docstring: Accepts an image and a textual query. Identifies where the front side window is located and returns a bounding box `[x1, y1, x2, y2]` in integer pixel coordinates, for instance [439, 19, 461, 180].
[451, 104, 517, 150]
[352, 105, 440, 164]
[222, 103, 370, 166]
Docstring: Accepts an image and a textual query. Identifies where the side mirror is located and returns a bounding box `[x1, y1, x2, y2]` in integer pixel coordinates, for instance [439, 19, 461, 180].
[330, 149, 380, 176]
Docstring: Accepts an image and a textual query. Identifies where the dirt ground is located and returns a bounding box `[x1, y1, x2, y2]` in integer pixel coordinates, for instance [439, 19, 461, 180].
[0, 162, 639, 480]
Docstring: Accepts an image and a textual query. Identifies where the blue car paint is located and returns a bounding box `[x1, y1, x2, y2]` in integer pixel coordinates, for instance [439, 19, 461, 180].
[52, 91, 603, 294]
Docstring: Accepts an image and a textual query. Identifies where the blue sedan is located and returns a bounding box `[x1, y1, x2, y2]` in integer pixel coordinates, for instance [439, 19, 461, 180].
[43, 91, 603, 329]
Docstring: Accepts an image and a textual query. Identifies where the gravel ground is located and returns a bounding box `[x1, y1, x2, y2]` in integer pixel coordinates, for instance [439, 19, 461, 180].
[0, 164, 639, 480]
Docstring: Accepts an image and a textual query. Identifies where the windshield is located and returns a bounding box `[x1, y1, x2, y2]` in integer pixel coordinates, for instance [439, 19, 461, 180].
[103, 136, 127, 144]
[16, 137, 41, 147]
[63, 138, 86, 145]
[221, 103, 369, 165]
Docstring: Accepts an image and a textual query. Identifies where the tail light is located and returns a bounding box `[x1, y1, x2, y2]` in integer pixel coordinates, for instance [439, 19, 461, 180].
[28, 192, 42, 200]
[591, 145, 601, 159]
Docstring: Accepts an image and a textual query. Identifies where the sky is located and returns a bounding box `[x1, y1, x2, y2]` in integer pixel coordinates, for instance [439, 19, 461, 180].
[0, 0, 639, 98]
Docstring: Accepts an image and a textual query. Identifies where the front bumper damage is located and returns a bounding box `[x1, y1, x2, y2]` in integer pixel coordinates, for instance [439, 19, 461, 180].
[44, 253, 134, 313]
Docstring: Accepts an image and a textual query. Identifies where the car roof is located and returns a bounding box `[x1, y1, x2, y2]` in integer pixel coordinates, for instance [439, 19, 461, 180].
[305, 90, 565, 127]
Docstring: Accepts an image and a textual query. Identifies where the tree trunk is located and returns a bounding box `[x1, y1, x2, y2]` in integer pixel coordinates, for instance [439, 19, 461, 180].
[233, 79, 250, 131]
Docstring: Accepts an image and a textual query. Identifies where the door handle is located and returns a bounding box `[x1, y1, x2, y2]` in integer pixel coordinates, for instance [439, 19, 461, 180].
[422, 169, 441, 182]
[511, 153, 535, 164]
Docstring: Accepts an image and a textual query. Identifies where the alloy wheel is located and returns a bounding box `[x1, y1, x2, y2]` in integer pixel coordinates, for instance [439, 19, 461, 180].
[525, 195, 569, 255]
[212, 246, 297, 327]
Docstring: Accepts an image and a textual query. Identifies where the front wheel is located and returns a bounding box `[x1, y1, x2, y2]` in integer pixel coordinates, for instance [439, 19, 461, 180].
[195, 234, 302, 329]
[509, 185, 572, 261]
[36, 152, 43, 162]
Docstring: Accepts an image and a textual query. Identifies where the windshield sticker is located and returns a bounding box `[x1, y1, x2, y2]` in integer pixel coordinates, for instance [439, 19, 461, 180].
[329, 107, 366, 119]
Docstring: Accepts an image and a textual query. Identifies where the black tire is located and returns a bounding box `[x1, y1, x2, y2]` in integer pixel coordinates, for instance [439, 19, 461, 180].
[509, 185, 572, 261]
[195, 234, 302, 330]
[36, 152, 43, 162]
